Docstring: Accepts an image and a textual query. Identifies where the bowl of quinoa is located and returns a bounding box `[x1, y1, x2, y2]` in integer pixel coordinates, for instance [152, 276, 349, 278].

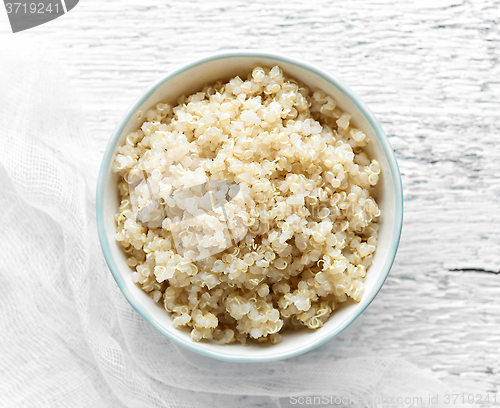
[96, 51, 403, 362]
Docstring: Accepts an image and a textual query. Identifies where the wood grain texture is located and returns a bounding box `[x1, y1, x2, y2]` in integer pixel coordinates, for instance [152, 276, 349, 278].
[3, 0, 499, 401]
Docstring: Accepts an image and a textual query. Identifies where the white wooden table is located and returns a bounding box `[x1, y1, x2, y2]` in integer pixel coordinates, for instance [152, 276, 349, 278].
[4, 0, 499, 402]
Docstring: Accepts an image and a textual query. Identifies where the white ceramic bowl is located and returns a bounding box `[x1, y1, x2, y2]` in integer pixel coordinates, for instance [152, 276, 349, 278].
[96, 51, 403, 362]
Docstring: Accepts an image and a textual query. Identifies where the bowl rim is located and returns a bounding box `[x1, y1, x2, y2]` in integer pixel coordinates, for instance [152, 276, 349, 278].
[96, 50, 403, 363]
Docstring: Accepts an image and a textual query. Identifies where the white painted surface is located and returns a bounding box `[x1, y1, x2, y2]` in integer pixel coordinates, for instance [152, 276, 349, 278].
[2, 0, 499, 401]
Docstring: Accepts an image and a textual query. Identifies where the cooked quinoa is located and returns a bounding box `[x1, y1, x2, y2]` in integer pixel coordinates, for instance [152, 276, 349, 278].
[113, 66, 381, 345]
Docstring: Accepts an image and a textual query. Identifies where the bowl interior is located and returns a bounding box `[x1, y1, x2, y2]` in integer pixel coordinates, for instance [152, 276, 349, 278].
[97, 53, 402, 362]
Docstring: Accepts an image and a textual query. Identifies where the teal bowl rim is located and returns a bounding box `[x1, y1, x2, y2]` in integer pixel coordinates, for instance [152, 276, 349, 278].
[96, 50, 403, 363]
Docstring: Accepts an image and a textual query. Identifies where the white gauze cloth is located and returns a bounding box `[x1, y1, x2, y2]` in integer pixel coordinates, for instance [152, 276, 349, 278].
[0, 38, 466, 408]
